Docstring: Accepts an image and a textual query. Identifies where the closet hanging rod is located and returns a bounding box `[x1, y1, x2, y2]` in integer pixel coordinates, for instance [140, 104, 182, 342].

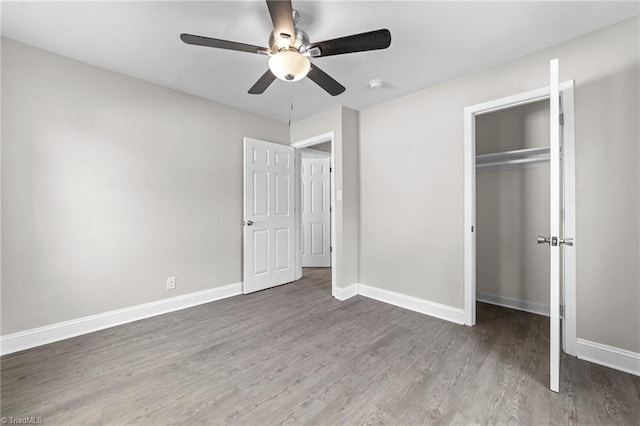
[476, 147, 556, 173]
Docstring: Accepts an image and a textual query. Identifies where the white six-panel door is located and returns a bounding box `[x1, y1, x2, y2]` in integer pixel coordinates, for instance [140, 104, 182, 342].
[243, 138, 295, 294]
[301, 157, 331, 267]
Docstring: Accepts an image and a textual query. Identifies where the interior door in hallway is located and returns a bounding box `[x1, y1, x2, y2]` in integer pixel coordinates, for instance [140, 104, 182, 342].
[243, 137, 295, 293]
[301, 157, 331, 267]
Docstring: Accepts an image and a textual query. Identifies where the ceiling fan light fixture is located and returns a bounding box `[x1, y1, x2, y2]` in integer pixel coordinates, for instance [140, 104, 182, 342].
[268, 50, 310, 82]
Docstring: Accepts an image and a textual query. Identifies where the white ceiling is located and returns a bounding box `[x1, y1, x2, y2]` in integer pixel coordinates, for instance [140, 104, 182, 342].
[2, 1, 638, 123]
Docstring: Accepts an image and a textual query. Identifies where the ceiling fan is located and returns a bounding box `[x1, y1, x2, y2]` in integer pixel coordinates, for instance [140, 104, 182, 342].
[180, 0, 391, 96]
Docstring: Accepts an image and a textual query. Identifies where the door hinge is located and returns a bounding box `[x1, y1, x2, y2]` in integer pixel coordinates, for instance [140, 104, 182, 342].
[559, 113, 564, 126]
[329, 167, 332, 173]
[330, 246, 333, 252]
[471, 226, 474, 232]
[330, 207, 332, 212]
[560, 304, 565, 317]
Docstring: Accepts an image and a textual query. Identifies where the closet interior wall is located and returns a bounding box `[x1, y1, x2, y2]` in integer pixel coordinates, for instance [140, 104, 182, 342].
[476, 100, 551, 314]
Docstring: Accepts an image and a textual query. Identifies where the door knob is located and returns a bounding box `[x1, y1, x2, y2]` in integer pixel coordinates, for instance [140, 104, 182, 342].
[245, 220, 254, 226]
[537, 236, 550, 245]
[560, 238, 573, 246]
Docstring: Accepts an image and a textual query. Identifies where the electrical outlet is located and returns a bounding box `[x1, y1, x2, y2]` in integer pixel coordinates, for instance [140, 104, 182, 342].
[166, 276, 176, 290]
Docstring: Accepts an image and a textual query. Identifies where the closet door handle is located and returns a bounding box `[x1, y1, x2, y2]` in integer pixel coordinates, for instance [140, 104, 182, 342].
[560, 238, 573, 246]
[537, 236, 550, 245]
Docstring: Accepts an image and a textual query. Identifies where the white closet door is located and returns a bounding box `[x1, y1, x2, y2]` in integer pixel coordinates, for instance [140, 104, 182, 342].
[243, 137, 295, 294]
[301, 157, 331, 267]
[549, 58, 561, 393]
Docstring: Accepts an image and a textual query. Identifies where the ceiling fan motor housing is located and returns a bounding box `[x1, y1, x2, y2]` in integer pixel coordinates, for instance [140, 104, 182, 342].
[269, 28, 310, 54]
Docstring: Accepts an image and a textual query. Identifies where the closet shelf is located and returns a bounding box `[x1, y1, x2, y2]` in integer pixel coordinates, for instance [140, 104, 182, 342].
[476, 147, 553, 173]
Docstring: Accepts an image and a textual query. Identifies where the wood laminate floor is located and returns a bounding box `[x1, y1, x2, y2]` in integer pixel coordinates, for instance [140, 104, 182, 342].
[2, 268, 639, 425]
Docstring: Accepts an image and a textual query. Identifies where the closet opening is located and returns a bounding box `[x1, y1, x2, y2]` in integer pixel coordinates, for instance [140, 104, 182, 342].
[463, 82, 576, 356]
[475, 99, 552, 322]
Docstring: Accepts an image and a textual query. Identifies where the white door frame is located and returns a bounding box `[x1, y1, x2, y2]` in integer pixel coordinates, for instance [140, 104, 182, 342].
[463, 81, 577, 356]
[292, 132, 337, 297]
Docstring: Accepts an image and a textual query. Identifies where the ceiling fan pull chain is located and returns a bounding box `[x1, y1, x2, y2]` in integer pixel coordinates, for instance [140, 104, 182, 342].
[288, 85, 294, 127]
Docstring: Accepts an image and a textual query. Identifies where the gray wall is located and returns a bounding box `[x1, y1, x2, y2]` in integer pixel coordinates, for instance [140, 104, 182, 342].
[300, 148, 331, 158]
[476, 101, 550, 155]
[359, 17, 639, 352]
[342, 108, 360, 289]
[1, 38, 289, 335]
[476, 102, 550, 308]
[312, 142, 331, 153]
[477, 168, 550, 308]
[291, 106, 360, 289]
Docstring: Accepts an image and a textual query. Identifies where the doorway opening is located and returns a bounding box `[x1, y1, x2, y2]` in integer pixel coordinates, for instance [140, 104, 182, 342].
[292, 132, 336, 295]
[464, 82, 577, 354]
[475, 99, 552, 321]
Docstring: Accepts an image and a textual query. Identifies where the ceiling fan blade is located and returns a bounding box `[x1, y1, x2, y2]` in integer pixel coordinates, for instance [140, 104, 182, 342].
[248, 69, 277, 95]
[266, 0, 295, 45]
[307, 64, 345, 96]
[308, 29, 391, 58]
[180, 33, 269, 55]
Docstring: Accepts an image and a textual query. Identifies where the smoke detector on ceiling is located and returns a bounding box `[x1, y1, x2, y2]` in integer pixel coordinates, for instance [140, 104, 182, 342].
[369, 79, 384, 89]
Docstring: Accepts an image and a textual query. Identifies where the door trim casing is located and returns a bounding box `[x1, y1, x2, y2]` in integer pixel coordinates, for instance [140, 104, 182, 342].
[463, 81, 576, 357]
[291, 132, 337, 297]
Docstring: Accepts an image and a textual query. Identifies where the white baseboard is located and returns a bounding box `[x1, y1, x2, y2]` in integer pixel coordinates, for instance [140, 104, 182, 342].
[477, 292, 550, 317]
[575, 338, 640, 377]
[1, 283, 243, 356]
[333, 284, 358, 301]
[357, 283, 465, 325]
